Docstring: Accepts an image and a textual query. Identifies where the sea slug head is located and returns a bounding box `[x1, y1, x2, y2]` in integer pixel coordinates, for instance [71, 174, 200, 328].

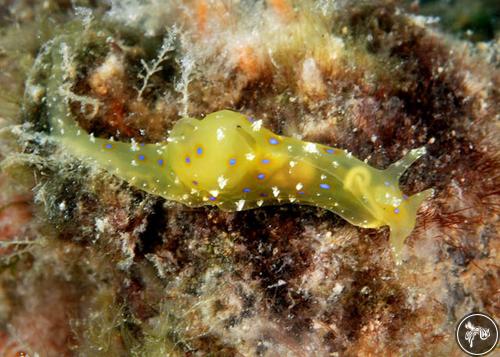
[374, 184, 434, 262]
[168, 110, 257, 193]
[371, 180, 406, 220]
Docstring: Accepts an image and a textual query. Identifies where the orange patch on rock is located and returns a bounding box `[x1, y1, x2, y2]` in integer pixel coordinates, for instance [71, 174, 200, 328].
[237, 46, 262, 80]
[196, 0, 208, 33]
[88, 53, 136, 137]
[268, 0, 294, 21]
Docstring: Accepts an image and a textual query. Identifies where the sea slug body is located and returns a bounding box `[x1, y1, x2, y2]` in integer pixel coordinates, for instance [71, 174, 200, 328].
[44, 39, 433, 263]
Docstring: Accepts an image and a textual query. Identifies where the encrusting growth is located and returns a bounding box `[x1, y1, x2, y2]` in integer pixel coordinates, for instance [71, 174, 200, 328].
[44, 33, 432, 264]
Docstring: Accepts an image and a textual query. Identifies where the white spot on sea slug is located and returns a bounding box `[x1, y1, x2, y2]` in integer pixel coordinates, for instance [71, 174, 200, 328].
[182, 194, 189, 200]
[257, 200, 264, 207]
[272, 186, 280, 197]
[296, 182, 303, 191]
[245, 153, 255, 161]
[131, 160, 138, 166]
[216, 128, 225, 141]
[289, 195, 296, 203]
[236, 200, 245, 211]
[209, 190, 219, 197]
[251, 120, 262, 131]
[218, 175, 228, 189]
[392, 197, 402, 207]
[320, 174, 327, 180]
[130, 138, 139, 151]
[289, 160, 297, 168]
[332, 161, 340, 168]
[304, 142, 319, 154]
[89, 133, 95, 143]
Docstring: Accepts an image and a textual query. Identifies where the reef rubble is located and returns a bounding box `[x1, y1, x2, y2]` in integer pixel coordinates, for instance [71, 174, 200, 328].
[0, 0, 498, 356]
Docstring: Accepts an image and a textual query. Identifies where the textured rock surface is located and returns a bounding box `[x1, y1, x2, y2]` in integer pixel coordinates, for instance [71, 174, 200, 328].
[0, 0, 498, 356]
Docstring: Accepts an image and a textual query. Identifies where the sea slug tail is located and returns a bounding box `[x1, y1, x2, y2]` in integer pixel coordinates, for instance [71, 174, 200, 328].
[45, 38, 84, 140]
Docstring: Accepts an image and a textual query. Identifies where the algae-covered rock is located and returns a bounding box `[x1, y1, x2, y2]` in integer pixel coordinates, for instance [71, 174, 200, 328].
[0, 0, 498, 356]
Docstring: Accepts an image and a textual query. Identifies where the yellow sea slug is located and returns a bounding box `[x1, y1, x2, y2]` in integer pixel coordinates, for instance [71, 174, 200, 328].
[44, 40, 433, 263]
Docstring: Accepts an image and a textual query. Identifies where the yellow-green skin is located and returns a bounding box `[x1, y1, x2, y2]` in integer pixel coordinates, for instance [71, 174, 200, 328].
[45, 41, 432, 263]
